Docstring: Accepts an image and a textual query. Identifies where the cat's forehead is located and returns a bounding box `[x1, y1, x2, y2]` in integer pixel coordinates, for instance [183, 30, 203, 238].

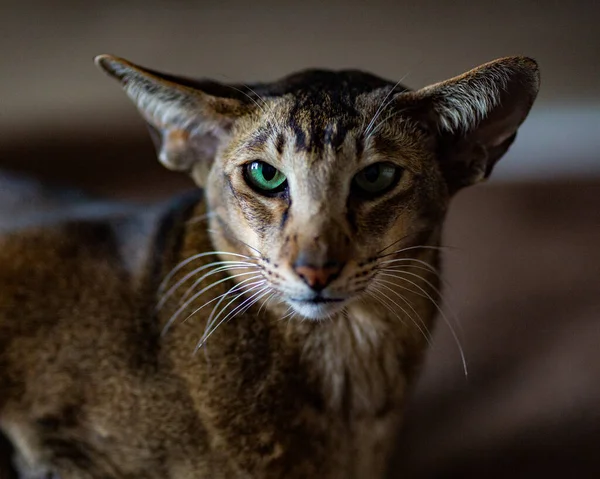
[236, 70, 413, 157]
[258, 69, 404, 99]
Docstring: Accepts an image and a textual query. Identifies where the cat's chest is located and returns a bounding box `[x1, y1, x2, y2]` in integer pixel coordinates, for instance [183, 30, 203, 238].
[302, 306, 407, 417]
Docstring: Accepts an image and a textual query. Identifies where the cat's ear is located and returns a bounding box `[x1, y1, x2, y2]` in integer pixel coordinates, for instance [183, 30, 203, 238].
[409, 56, 539, 192]
[95, 54, 252, 184]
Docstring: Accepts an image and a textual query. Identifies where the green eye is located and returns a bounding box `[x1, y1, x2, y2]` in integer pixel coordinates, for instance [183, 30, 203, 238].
[353, 162, 402, 198]
[243, 160, 287, 195]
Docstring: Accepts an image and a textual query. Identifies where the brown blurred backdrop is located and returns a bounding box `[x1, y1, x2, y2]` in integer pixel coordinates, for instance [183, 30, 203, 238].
[1, 1, 599, 478]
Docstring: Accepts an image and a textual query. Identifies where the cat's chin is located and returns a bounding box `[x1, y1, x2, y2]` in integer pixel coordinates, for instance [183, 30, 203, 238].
[287, 299, 347, 320]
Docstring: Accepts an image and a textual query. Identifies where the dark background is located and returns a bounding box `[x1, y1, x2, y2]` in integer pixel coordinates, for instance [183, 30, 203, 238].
[1, 1, 599, 477]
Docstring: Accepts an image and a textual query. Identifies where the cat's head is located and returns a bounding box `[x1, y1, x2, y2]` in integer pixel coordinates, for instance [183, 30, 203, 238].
[96, 55, 539, 320]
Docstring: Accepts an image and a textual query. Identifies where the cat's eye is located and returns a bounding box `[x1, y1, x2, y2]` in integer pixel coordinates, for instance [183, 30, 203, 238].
[352, 162, 403, 198]
[243, 160, 288, 195]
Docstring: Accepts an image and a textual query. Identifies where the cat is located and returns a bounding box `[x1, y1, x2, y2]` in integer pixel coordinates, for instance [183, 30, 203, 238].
[0, 54, 539, 478]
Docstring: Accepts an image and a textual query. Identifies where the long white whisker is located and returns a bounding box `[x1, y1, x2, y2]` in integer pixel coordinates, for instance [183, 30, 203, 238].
[206, 228, 264, 258]
[197, 285, 270, 351]
[225, 84, 269, 116]
[178, 264, 258, 304]
[203, 280, 267, 339]
[363, 76, 408, 137]
[186, 211, 216, 225]
[377, 244, 451, 260]
[160, 275, 262, 337]
[378, 257, 439, 273]
[380, 271, 468, 378]
[380, 268, 464, 336]
[182, 276, 265, 326]
[164, 271, 263, 333]
[376, 276, 429, 298]
[366, 109, 402, 141]
[275, 305, 294, 323]
[222, 83, 281, 133]
[158, 251, 253, 294]
[237, 288, 272, 317]
[196, 283, 268, 360]
[157, 261, 255, 310]
[383, 263, 440, 277]
[200, 281, 267, 343]
[367, 288, 408, 331]
[370, 282, 432, 345]
[380, 265, 454, 297]
[257, 291, 277, 317]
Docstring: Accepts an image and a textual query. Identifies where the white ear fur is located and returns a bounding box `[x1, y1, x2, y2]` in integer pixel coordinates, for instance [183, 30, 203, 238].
[414, 56, 540, 188]
[420, 56, 539, 137]
[95, 55, 247, 175]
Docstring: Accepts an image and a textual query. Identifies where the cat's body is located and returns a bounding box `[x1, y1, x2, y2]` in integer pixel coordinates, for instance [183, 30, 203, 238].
[0, 185, 428, 478]
[0, 56, 539, 478]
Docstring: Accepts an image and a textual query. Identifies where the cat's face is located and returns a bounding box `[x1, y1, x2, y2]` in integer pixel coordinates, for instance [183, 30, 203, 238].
[96, 56, 539, 319]
[207, 89, 446, 319]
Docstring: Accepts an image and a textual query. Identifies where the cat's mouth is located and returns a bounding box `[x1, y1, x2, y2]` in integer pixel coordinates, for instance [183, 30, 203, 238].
[287, 295, 348, 319]
[289, 296, 346, 304]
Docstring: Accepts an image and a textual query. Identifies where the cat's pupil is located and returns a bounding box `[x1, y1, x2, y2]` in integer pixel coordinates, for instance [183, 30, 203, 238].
[363, 165, 380, 183]
[262, 163, 277, 181]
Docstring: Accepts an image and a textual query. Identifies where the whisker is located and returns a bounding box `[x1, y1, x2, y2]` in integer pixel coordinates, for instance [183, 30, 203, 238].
[186, 211, 216, 225]
[380, 265, 453, 293]
[366, 109, 403, 141]
[382, 263, 441, 277]
[375, 276, 429, 299]
[163, 271, 263, 333]
[178, 263, 258, 304]
[381, 269, 442, 302]
[238, 288, 273, 317]
[203, 280, 267, 339]
[370, 282, 432, 345]
[239, 83, 270, 109]
[380, 271, 468, 378]
[197, 285, 270, 351]
[374, 229, 436, 257]
[377, 244, 453, 260]
[181, 276, 265, 326]
[195, 282, 268, 360]
[378, 257, 440, 274]
[206, 228, 264, 258]
[257, 291, 277, 317]
[277, 307, 295, 322]
[161, 275, 263, 337]
[156, 261, 255, 310]
[221, 82, 282, 133]
[363, 75, 410, 137]
[224, 84, 269, 117]
[380, 268, 464, 336]
[367, 287, 408, 330]
[158, 251, 253, 294]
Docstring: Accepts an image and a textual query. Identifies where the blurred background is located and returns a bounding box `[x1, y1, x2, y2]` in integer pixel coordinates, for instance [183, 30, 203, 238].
[1, 1, 599, 478]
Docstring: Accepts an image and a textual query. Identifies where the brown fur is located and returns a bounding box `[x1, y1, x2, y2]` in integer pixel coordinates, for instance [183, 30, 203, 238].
[0, 56, 539, 478]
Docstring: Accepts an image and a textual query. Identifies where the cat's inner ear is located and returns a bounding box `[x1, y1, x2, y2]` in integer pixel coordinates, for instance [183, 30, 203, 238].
[410, 56, 540, 191]
[95, 55, 252, 181]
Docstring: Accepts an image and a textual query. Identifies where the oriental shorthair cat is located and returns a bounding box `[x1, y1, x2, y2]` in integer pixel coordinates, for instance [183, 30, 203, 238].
[0, 55, 539, 478]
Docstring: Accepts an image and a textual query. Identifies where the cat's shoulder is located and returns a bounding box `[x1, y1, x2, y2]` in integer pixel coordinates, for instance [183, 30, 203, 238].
[0, 173, 202, 289]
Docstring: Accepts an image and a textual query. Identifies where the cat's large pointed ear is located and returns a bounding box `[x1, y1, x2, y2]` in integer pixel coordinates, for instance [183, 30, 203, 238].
[409, 56, 540, 192]
[95, 54, 252, 184]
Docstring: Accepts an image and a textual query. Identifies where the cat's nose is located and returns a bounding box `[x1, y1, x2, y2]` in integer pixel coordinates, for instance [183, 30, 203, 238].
[293, 261, 345, 292]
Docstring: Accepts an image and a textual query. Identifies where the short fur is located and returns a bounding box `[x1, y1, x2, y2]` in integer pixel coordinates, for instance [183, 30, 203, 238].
[0, 55, 539, 478]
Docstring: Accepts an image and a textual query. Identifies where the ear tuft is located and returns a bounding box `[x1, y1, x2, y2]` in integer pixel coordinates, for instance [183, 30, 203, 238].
[414, 56, 540, 191]
[94, 54, 131, 81]
[427, 57, 539, 140]
[94, 54, 250, 182]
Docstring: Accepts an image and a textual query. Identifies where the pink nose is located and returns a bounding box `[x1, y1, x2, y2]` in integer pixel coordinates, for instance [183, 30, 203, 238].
[293, 263, 344, 291]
